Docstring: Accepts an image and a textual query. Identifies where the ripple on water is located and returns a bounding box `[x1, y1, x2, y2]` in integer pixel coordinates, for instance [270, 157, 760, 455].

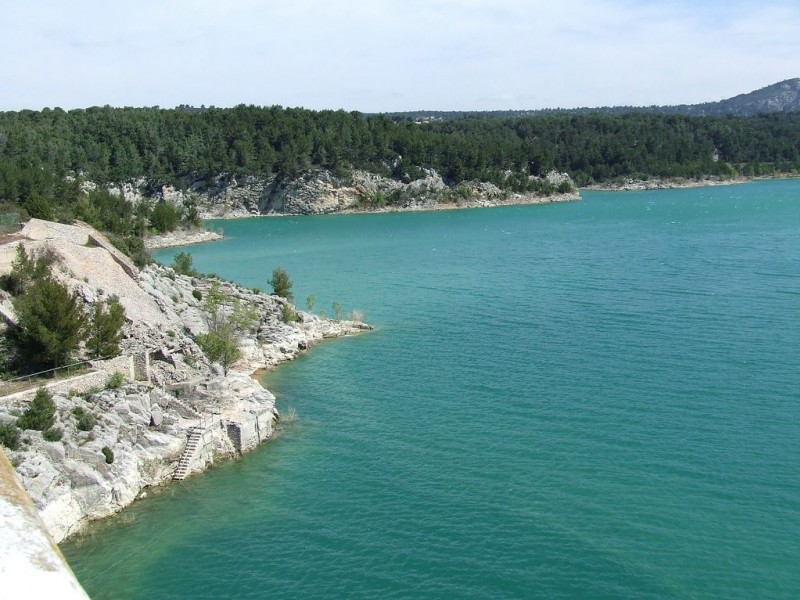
[66, 181, 800, 600]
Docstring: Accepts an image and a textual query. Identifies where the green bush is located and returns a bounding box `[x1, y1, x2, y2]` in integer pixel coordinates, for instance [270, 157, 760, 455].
[0, 422, 20, 450]
[150, 201, 181, 233]
[109, 234, 152, 268]
[42, 427, 63, 442]
[192, 289, 202, 301]
[72, 407, 96, 432]
[17, 387, 56, 431]
[106, 371, 125, 390]
[281, 303, 298, 324]
[102, 446, 114, 464]
[557, 180, 575, 194]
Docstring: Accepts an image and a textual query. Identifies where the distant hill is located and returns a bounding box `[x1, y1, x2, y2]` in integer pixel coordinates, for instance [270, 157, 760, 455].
[389, 78, 800, 121]
[659, 78, 800, 117]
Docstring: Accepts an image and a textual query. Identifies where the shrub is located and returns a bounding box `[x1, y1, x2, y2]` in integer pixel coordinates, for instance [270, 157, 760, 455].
[109, 234, 152, 268]
[72, 407, 96, 431]
[43, 427, 63, 442]
[192, 289, 202, 301]
[557, 180, 575, 194]
[102, 446, 114, 464]
[150, 201, 181, 233]
[25, 193, 54, 221]
[281, 303, 298, 324]
[17, 387, 56, 431]
[106, 371, 125, 390]
[0, 422, 20, 450]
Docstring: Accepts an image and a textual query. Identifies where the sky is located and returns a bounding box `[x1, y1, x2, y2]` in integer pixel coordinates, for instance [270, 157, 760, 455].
[1, 0, 798, 113]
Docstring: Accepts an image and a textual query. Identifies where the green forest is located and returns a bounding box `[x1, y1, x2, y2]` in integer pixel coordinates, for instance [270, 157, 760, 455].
[1, 105, 799, 219]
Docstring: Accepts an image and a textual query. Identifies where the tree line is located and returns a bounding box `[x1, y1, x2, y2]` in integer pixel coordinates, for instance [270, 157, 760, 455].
[0, 106, 798, 207]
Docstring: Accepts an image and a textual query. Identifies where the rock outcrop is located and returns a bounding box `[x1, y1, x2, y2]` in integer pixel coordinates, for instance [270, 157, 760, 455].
[0, 219, 370, 542]
[119, 168, 578, 220]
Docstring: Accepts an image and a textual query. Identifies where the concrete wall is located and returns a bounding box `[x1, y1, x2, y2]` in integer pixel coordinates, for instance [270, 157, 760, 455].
[225, 409, 275, 454]
[0, 449, 90, 599]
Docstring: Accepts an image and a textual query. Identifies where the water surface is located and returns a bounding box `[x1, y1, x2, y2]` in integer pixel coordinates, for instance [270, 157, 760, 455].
[64, 181, 800, 599]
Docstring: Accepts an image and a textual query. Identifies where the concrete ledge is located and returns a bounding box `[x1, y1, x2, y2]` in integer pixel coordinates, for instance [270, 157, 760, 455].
[0, 449, 90, 599]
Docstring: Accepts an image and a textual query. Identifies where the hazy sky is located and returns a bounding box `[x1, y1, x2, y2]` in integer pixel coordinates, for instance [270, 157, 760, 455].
[2, 0, 798, 112]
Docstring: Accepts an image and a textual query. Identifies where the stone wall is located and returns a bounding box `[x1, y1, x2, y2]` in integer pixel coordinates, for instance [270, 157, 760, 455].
[0, 355, 135, 409]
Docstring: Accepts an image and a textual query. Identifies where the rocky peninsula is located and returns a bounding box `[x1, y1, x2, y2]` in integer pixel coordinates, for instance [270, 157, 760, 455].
[0, 219, 369, 543]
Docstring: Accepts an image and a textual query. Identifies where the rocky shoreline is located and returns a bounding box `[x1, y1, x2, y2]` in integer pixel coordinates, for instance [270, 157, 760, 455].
[582, 175, 750, 191]
[143, 228, 224, 249]
[0, 220, 370, 543]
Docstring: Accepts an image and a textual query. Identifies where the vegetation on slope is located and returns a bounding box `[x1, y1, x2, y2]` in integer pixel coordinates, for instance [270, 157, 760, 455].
[0, 106, 798, 211]
[0, 245, 126, 375]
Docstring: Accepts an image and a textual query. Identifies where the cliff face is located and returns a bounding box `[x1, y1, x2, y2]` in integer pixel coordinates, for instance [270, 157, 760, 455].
[0, 220, 369, 542]
[111, 169, 578, 219]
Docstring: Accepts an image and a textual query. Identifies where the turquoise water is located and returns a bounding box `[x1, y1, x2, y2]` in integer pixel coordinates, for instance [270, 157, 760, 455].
[64, 181, 800, 599]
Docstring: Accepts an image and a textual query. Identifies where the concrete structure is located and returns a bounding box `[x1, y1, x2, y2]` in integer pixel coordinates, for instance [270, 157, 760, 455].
[0, 449, 90, 599]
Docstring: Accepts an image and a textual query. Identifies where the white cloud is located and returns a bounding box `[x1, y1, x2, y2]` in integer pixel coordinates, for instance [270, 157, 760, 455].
[0, 0, 798, 111]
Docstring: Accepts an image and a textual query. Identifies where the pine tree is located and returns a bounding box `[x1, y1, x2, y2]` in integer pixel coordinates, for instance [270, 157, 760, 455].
[13, 277, 87, 369]
[269, 267, 294, 302]
[85, 296, 126, 359]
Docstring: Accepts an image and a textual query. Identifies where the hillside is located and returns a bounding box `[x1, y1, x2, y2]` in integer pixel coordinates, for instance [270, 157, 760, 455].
[670, 78, 800, 117]
[0, 81, 799, 222]
[390, 78, 800, 120]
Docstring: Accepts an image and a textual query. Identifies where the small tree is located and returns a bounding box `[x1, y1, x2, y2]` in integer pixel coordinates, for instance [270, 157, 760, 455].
[13, 277, 87, 369]
[269, 267, 294, 302]
[85, 296, 126, 359]
[306, 294, 315, 312]
[196, 325, 241, 376]
[201, 281, 228, 333]
[0, 244, 51, 296]
[195, 288, 258, 375]
[332, 302, 343, 321]
[172, 252, 197, 276]
[17, 387, 56, 431]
